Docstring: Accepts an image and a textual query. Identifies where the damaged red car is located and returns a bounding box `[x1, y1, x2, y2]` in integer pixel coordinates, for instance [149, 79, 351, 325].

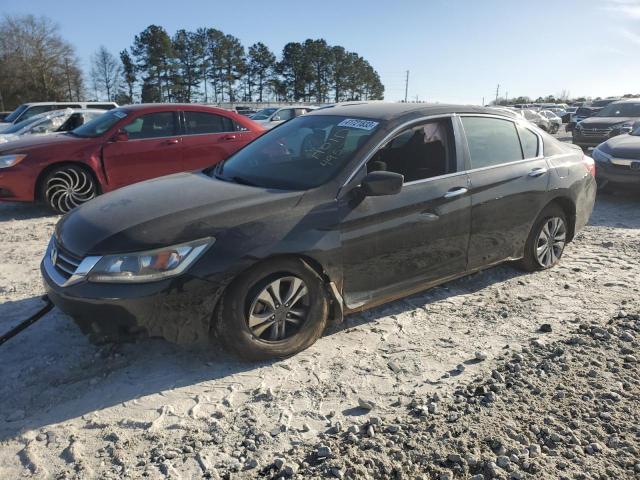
[0, 104, 264, 213]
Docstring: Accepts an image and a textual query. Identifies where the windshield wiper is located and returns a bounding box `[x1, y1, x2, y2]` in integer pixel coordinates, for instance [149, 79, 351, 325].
[230, 176, 258, 187]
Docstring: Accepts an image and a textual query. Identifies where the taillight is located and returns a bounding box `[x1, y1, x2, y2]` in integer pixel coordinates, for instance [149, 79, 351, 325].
[583, 154, 596, 177]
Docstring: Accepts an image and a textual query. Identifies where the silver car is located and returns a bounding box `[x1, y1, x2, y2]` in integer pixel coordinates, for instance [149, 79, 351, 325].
[539, 110, 562, 134]
[251, 106, 316, 129]
[0, 108, 106, 144]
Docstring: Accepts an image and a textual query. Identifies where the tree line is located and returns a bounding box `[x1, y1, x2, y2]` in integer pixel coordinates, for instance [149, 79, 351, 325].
[92, 25, 384, 105]
[0, 15, 84, 111]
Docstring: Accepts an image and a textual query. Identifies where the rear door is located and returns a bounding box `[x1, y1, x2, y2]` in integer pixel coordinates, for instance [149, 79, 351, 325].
[460, 115, 549, 269]
[181, 110, 250, 171]
[102, 110, 182, 189]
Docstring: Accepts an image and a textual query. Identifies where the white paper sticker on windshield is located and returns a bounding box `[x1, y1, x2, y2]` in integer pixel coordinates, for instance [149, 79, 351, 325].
[337, 119, 379, 130]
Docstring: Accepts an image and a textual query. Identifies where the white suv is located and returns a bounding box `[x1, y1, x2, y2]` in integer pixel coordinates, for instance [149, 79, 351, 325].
[0, 102, 117, 132]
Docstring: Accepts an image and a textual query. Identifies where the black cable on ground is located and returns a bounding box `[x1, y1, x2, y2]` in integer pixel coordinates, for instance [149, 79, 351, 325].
[0, 296, 54, 347]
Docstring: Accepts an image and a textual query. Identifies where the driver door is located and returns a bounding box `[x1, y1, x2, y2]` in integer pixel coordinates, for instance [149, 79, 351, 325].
[339, 117, 471, 307]
[102, 111, 183, 189]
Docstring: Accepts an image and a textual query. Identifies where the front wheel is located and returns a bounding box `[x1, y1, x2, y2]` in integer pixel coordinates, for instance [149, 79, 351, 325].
[42, 165, 97, 214]
[215, 257, 329, 360]
[516, 205, 568, 272]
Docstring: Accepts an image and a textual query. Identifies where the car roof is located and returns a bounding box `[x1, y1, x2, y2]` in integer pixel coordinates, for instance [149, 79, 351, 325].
[21, 101, 117, 106]
[305, 102, 499, 121]
[119, 103, 238, 114]
[610, 98, 640, 104]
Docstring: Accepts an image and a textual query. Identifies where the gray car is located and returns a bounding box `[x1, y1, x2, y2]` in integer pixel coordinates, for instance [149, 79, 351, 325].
[591, 126, 640, 191]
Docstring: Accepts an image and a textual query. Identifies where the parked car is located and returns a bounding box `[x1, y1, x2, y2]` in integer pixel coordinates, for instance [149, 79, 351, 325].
[0, 102, 118, 131]
[0, 108, 105, 144]
[539, 110, 562, 133]
[0, 104, 264, 213]
[235, 106, 257, 116]
[521, 109, 551, 131]
[41, 103, 597, 360]
[591, 124, 640, 191]
[561, 106, 578, 123]
[572, 99, 640, 150]
[0, 112, 11, 121]
[565, 106, 600, 132]
[251, 106, 315, 129]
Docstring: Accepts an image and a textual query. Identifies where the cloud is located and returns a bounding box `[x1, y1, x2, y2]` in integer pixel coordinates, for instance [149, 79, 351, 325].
[603, 0, 640, 19]
[620, 28, 640, 44]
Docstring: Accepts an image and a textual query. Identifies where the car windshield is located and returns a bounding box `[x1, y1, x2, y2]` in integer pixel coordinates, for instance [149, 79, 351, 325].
[3, 104, 29, 123]
[251, 108, 278, 120]
[595, 102, 640, 118]
[215, 115, 382, 190]
[71, 109, 126, 137]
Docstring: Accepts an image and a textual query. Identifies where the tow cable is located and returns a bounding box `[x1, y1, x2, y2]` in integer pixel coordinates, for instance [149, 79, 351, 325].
[0, 296, 53, 347]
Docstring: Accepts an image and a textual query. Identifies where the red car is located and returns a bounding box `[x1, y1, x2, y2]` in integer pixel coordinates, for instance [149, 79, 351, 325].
[0, 104, 265, 213]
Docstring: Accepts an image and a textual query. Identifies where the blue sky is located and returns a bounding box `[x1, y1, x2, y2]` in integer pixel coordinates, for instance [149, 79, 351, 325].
[2, 0, 640, 103]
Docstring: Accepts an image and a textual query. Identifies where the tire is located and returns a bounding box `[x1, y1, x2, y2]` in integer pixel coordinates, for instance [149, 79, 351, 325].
[215, 257, 329, 360]
[41, 165, 97, 214]
[515, 204, 568, 272]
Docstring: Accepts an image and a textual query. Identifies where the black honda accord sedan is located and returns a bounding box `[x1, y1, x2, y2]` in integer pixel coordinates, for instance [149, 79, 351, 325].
[42, 103, 597, 360]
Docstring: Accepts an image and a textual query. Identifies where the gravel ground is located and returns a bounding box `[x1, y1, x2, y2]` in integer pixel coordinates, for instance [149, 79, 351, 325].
[0, 131, 639, 479]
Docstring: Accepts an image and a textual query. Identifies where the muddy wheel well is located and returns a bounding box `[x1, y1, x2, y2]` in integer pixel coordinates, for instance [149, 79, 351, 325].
[546, 197, 576, 242]
[35, 162, 101, 202]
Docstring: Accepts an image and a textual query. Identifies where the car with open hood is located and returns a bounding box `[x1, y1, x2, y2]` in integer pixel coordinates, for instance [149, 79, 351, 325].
[41, 103, 597, 360]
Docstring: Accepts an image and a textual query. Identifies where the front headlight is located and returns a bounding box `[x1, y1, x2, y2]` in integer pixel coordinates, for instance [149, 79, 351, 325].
[0, 154, 27, 168]
[592, 147, 611, 164]
[614, 122, 634, 133]
[87, 238, 214, 283]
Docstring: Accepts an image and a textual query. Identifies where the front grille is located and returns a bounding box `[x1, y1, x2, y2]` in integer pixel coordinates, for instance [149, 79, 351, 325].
[578, 127, 611, 137]
[52, 242, 83, 280]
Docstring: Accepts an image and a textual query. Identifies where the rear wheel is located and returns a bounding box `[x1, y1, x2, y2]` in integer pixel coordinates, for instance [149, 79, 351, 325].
[41, 165, 97, 214]
[215, 257, 329, 360]
[516, 204, 568, 272]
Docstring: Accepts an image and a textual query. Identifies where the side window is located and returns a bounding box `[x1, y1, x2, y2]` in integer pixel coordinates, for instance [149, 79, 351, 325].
[123, 112, 176, 139]
[275, 109, 294, 121]
[461, 117, 523, 169]
[517, 125, 539, 159]
[366, 119, 455, 183]
[184, 111, 233, 134]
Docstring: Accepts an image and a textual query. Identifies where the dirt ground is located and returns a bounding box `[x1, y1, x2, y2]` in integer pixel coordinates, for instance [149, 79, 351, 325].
[0, 133, 639, 479]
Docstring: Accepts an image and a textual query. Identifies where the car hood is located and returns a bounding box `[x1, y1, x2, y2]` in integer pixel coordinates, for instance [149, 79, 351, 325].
[56, 172, 305, 256]
[599, 134, 640, 160]
[0, 122, 11, 132]
[0, 132, 89, 154]
[579, 117, 638, 129]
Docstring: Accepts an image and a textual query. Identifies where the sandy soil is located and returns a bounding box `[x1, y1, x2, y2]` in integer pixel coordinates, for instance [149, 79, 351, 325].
[0, 150, 639, 478]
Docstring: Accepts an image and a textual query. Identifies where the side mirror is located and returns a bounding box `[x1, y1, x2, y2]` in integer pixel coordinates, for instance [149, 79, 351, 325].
[31, 125, 48, 134]
[272, 115, 281, 121]
[112, 129, 129, 142]
[360, 171, 403, 197]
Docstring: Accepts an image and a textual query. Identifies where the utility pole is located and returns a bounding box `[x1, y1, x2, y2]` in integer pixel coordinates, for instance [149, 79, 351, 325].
[505, 91, 508, 105]
[495, 84, 500, 105]
[404, 70, 409, 103]
[482, 96, 485, 106]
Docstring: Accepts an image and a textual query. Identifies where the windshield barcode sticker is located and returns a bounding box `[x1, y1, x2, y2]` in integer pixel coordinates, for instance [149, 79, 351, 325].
[337, 119, 379, 130]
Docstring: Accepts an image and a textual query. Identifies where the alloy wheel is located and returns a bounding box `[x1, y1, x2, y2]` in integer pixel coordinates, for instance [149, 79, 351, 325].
[45, 168, 96, 213]
[247, 276, 309, 341]
[535, 217, 566, 267]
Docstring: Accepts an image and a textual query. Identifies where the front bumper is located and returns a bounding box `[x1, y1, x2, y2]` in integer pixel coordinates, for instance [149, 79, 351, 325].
[572, 129, 628, 148]
[41, 261, 224, 346]
[0, 162, 38, 202]
[595, 160, 640, 186]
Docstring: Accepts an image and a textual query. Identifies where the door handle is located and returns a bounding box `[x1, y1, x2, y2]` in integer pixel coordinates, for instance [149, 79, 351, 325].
[443, 187, 468, 199]
[528, 167, 547, 177]
[419, 212, 439, 221]
[222, 134, 237, 141]
[164, 139, 180, 145]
